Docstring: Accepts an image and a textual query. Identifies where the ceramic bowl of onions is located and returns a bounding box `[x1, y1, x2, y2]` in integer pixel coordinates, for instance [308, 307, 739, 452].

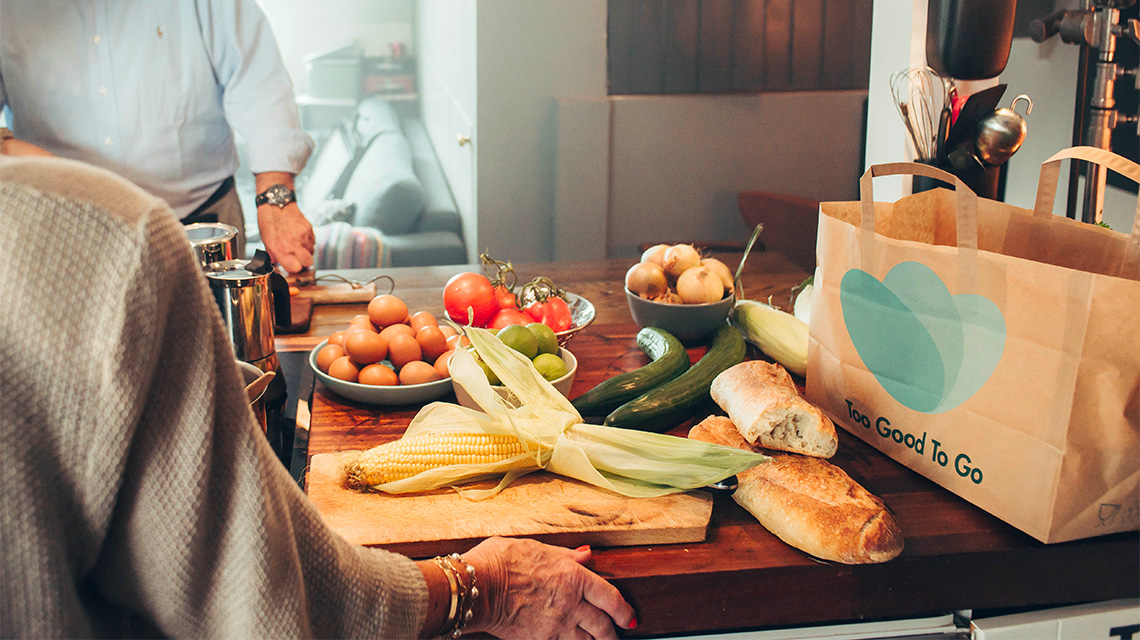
[624, 243, 736, 343]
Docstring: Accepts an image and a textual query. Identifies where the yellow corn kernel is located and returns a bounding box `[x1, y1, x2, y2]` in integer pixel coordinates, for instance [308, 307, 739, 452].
[344, 432, 528, 489]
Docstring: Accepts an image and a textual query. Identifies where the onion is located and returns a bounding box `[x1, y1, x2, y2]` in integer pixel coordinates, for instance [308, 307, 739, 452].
[625, 261, 669, 298]
[700, 257, 735, 295]
[641, 244, 670, 267]
[662, 244, 701, 279]
[676, 265, 724, 304]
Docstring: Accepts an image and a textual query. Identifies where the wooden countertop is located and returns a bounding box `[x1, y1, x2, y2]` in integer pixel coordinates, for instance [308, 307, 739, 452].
[280, 252, 1139, 637]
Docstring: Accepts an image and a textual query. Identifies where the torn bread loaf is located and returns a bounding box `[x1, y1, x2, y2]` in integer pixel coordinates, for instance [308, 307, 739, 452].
[689, 415, 903, 565]
[710, 360, 837, 458]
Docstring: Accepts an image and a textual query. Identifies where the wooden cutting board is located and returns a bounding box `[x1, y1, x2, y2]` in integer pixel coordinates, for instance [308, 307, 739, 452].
[307, 453, 714, 557]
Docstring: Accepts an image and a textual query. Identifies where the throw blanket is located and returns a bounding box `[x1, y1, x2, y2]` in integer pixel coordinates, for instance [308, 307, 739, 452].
[315, 221, 391, 269]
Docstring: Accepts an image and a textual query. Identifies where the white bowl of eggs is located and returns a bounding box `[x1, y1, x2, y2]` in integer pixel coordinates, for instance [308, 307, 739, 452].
[309, 294, 463, 406]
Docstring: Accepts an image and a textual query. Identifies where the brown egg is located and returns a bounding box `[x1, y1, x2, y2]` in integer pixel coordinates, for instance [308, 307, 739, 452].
[315, 344, 345, 373]
[446, 333, 470, 350]
[416, 326, 448, 363]
[368, 294, 409, 328]
[379, 322, 415, 342]
[399, 360, 442, 385]
[439, 325, 458, 339]
[358, 363, 399, 386]
[434, 349, 455, 378]
[409, 311, 439, 333]
[327, 356, 360, 382]
[344, 330, 388, 365]
[328, 330, 348, 348]
[348, 316, 377, 333]
[386, 333, 422, 370]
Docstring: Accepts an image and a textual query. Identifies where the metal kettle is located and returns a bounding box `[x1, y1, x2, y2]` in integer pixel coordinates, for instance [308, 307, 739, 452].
[204, 251, 291, 440]
[975, 94, 1033, 166]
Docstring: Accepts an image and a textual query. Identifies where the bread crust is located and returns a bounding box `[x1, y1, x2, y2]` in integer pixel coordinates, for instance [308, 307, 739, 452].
[710, 361, 838, 458]
[690, 415, 903, 564]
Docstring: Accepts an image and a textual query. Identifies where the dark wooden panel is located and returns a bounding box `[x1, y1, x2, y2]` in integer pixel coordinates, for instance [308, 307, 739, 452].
[662, 0, 700, 93]
[731, 0, 766, 90]
[609, 0, 871, 94]
[628, 0, 668, 94]
[791, 0, 825, 88]
[607, 0, 637, 94]
[696, 0, 735, 92]
[821, 0, 856, 88]
[763, 0, 793, 90]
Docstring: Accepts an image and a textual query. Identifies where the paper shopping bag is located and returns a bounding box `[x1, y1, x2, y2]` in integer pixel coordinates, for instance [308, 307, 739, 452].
[805, 148, 1140, 543]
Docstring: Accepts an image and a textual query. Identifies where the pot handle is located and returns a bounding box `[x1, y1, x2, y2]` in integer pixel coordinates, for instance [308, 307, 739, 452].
[270, 271, 292, 328]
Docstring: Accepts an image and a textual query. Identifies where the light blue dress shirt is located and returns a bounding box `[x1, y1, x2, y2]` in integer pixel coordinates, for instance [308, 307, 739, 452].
[0, 0, 314, 218]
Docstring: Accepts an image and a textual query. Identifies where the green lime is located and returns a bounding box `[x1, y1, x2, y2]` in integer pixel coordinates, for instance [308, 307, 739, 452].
[470, 349, 501, 385]
[497, 324, 538, 359]
[527, 322, 559, 355]
[532, 352, 569, 382]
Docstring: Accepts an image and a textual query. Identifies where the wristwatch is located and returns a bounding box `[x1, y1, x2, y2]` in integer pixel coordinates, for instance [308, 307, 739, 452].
[255, 183, 296, 208]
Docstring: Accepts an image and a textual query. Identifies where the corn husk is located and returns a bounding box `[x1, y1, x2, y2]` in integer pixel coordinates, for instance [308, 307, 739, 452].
[347, 327, 768, 498]
[731, 299, 809, 377]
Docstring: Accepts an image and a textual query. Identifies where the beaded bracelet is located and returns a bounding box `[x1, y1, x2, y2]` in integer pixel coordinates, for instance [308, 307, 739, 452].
[433, 553, 478, 639]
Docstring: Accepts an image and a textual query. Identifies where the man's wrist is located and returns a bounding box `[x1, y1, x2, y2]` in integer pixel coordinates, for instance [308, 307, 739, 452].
[255, 183, 296, 208]
[0, 128, 15, 154]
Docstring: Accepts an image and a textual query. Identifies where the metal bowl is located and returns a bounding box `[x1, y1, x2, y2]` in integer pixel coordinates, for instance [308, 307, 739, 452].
[554, 292, 596, 346]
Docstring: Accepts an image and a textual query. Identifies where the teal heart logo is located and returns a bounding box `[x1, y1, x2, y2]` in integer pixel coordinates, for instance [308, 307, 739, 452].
[840, 262, 1005, 414]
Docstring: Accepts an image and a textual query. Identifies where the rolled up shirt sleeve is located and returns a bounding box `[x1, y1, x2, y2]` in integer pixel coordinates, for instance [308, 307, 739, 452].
[199, 0, 314, 175]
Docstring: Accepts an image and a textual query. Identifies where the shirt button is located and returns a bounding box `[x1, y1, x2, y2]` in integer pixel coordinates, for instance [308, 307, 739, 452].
[104, 137, 113, 146]
[92, 35, 101, 44]
[98, 86, 107, 96]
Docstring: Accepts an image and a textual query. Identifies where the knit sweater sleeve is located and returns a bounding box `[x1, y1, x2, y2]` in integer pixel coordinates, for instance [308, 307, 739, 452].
[0, 157, 427, 638]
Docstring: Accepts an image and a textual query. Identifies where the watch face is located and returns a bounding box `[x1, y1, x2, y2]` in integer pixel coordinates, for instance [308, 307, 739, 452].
[259, 184, 295, 207]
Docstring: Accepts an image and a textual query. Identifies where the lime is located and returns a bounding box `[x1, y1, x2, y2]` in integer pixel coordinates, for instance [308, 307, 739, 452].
[497, 324, 538, 359]
[527, 322, 559, 355]
[532, 352, 569, 382]
[470, 349, 501, 385]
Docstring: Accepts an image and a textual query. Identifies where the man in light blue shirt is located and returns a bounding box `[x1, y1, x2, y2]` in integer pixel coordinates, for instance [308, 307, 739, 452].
[0, 0, 316, 273]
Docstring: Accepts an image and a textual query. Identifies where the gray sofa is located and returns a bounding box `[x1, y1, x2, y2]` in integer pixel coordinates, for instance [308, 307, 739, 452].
[258, 97, 466, 268]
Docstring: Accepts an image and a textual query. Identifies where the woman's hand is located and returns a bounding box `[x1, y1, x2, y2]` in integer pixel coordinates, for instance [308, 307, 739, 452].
[463, 537, 637, 640]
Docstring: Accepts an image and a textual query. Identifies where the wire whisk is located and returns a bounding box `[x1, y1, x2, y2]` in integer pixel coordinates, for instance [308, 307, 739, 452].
[889, 67, 953, 163]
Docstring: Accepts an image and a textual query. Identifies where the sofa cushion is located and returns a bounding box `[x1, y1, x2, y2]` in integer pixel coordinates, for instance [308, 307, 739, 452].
[342, 130, 426, 235]
[299, 124, 356, 208]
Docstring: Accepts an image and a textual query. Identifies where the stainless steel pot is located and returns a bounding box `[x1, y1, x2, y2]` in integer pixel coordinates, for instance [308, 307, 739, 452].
[185, 222, 239, 271]
[204, 253, 291, 371]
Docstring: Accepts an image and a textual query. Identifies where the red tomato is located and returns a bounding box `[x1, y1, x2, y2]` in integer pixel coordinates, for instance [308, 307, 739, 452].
[488, 308, 532, 330]
[525, 296, 573, 332]
[493, 284, 518, 310]
[443, 272, 499, 326]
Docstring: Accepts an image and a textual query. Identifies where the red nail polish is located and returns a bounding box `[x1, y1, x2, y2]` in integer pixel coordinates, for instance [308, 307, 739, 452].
[629, 617, 638, 629]
[575, 544, 590, 552]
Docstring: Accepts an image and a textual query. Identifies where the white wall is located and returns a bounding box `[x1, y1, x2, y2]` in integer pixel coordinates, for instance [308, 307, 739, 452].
[257, 0, 414, 95]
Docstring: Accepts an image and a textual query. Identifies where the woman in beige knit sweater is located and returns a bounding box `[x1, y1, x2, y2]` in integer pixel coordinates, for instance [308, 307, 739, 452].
[0, 155, 636, 639]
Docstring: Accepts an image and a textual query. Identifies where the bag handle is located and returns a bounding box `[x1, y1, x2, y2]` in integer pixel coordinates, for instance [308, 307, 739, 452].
[1034, 146, 1140, 243]
[860, 162, 979, 250]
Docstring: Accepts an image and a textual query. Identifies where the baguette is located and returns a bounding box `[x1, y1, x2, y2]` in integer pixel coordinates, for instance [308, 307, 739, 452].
[710, 361, 838, 458]
[689, 415, 903, 564]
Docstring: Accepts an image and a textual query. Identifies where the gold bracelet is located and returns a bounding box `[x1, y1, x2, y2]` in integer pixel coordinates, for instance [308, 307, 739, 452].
[434, 553, 478, 639]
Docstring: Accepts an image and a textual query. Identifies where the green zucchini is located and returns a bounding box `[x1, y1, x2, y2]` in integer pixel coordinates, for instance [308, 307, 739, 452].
[571, 327, 690, 417]
[603, 324, 746, 433]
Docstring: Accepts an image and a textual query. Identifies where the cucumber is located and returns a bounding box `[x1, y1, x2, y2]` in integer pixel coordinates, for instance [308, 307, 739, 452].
[571, 327, 690, 417]
[603, 324, 746, 433]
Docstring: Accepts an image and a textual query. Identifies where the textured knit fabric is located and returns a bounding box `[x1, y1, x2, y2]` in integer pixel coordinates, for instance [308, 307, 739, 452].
[0, 157, 426, 638]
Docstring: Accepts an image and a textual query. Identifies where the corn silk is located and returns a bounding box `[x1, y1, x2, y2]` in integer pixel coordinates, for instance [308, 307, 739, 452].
[345, 327, 769, 499]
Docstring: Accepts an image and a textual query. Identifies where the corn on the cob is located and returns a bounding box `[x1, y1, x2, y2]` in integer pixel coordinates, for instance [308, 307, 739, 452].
[344, 432, 528, 489]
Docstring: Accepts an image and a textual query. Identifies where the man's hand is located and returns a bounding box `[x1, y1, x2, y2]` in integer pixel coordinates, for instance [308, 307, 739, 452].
[254, 171, 315, 274]
[257, 201, 314, 273]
